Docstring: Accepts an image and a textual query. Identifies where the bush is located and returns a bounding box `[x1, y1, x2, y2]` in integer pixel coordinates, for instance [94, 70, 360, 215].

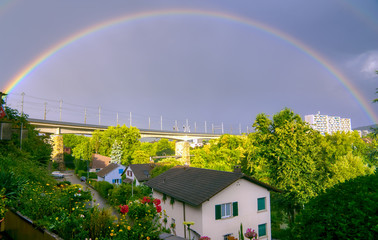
[112, 196, 163, 239]
[89, 172, 97, 179]
[0, 170, 27, 201]
[74, 159, 89, 173]
[108, 184, 140, 206]
[293, 172, 378, 239]
[92, 181, 114, 199]
[77, 171, 96, 178]
[108, 184, 152, 207]
[77, 170, 86, 177]
[64, 153, 75, 169]
[83, 205, 115, 239]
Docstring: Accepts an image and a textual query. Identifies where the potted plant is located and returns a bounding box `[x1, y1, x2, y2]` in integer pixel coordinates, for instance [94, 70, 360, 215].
[244, 228, 258, 240]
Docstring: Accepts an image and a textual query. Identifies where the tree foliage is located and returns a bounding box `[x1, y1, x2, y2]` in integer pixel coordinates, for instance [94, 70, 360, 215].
[190, 134, 246, 171]
[92, 125, 141, 165]
[110, 140, 123, 164]
[0, 106, 52, 165]
[293, 172, 378, 239]
[244, 108, 374, 224]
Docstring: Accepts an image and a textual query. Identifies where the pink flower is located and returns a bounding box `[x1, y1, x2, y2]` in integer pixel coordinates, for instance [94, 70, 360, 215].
[244, 228, 257, 239]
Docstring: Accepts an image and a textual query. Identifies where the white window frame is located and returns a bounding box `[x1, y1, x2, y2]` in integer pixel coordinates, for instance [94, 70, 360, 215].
[221, 203, 232, 219]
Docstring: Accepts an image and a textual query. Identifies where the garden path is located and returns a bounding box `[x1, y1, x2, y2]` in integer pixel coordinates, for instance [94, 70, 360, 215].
[62, 171, 120, 219]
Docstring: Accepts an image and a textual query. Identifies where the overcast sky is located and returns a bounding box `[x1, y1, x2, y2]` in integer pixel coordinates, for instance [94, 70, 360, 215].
[1, 0, 377, 132]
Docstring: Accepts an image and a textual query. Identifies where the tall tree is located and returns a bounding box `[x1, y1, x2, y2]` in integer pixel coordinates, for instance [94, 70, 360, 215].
[245, 108, 373, 224]
[110, 140, 123, 164]
[92, 125, 140, 165]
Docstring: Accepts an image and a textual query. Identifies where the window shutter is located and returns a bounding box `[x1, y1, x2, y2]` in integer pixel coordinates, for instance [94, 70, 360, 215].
[215, 204, 221, 220]
[258, 197, 266, 211]
[258, 223, 266, 236]
[233, 202, 238, 216]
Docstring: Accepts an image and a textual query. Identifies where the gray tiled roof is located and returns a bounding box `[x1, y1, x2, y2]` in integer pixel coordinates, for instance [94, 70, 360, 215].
[145, 166, 279, 207]
[128, 164, 155, 182]
[96, 163, 120, 178]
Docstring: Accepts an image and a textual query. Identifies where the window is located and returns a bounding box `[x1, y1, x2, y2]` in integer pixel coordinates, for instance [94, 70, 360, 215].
[215, 202, 238, 220]
[223, 234, 232, 240]
[258, 197, 266, 211]
[258, 223, 267, 237]
[119, 169, 123, 174]
[221, 203, 231, 218]
[127, 170, 133, 177]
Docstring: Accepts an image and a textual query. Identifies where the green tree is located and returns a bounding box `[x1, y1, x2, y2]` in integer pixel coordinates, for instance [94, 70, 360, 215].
[72, 136, 93, 161]
[131, 150, 150, 164]
[246, 108, 373, 226]
[155, 138, 175, 156]
[63, 134, 89, 149]
[110, 140, 123, 164]
[189, 135, 246, 172]
[0, 106, 52, 164]
[318, 131, 374, 188]
[294, 172, 378, 239]
[92, 125, 140, 165]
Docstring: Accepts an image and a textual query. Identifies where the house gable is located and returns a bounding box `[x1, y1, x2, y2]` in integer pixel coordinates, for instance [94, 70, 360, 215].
[97, 163, 125, 185]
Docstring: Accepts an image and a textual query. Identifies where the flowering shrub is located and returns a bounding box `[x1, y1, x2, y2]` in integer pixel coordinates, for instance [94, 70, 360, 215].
[119, 204, 129, 214]
[0, 188, 8, 220]
[110, 196, 163, 239]
[16, 182, 93, 239]
[244, 228, 258, 240]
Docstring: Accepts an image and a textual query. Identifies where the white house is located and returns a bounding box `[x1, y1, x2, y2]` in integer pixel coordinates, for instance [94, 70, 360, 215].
[145, 166, 279, 240]
[96, 163, 126, 185]
[122, 164, 154, 186]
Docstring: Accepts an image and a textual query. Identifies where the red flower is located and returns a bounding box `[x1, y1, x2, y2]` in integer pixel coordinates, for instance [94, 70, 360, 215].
[142, 196, 151, 204]
[119, 204, 129, 214]
[153, 198, 161, 206]
[156, 205, 162, 213]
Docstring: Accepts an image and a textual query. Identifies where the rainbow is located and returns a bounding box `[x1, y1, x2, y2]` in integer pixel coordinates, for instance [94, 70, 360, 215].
[3, 9, 377, 123]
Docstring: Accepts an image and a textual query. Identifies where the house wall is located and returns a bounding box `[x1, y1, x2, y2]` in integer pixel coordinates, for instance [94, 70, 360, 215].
[153, 179, 271, 240]
[152, 191, 203, 238]
[201, 179, 271, 240]
[103, 165, 126, 185]
[125, 166, 141, 186]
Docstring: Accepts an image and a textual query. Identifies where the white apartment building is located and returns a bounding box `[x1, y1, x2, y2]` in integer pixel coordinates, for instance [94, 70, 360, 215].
[305, 112, 351, 135]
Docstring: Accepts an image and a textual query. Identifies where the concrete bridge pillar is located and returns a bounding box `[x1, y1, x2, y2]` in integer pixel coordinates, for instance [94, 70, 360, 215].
[50, 134, 65, 170]
[175, 141, 190, 166]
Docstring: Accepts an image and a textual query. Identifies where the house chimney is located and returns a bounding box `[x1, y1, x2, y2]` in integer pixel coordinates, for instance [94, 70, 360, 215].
[233, 165, 242, 173]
